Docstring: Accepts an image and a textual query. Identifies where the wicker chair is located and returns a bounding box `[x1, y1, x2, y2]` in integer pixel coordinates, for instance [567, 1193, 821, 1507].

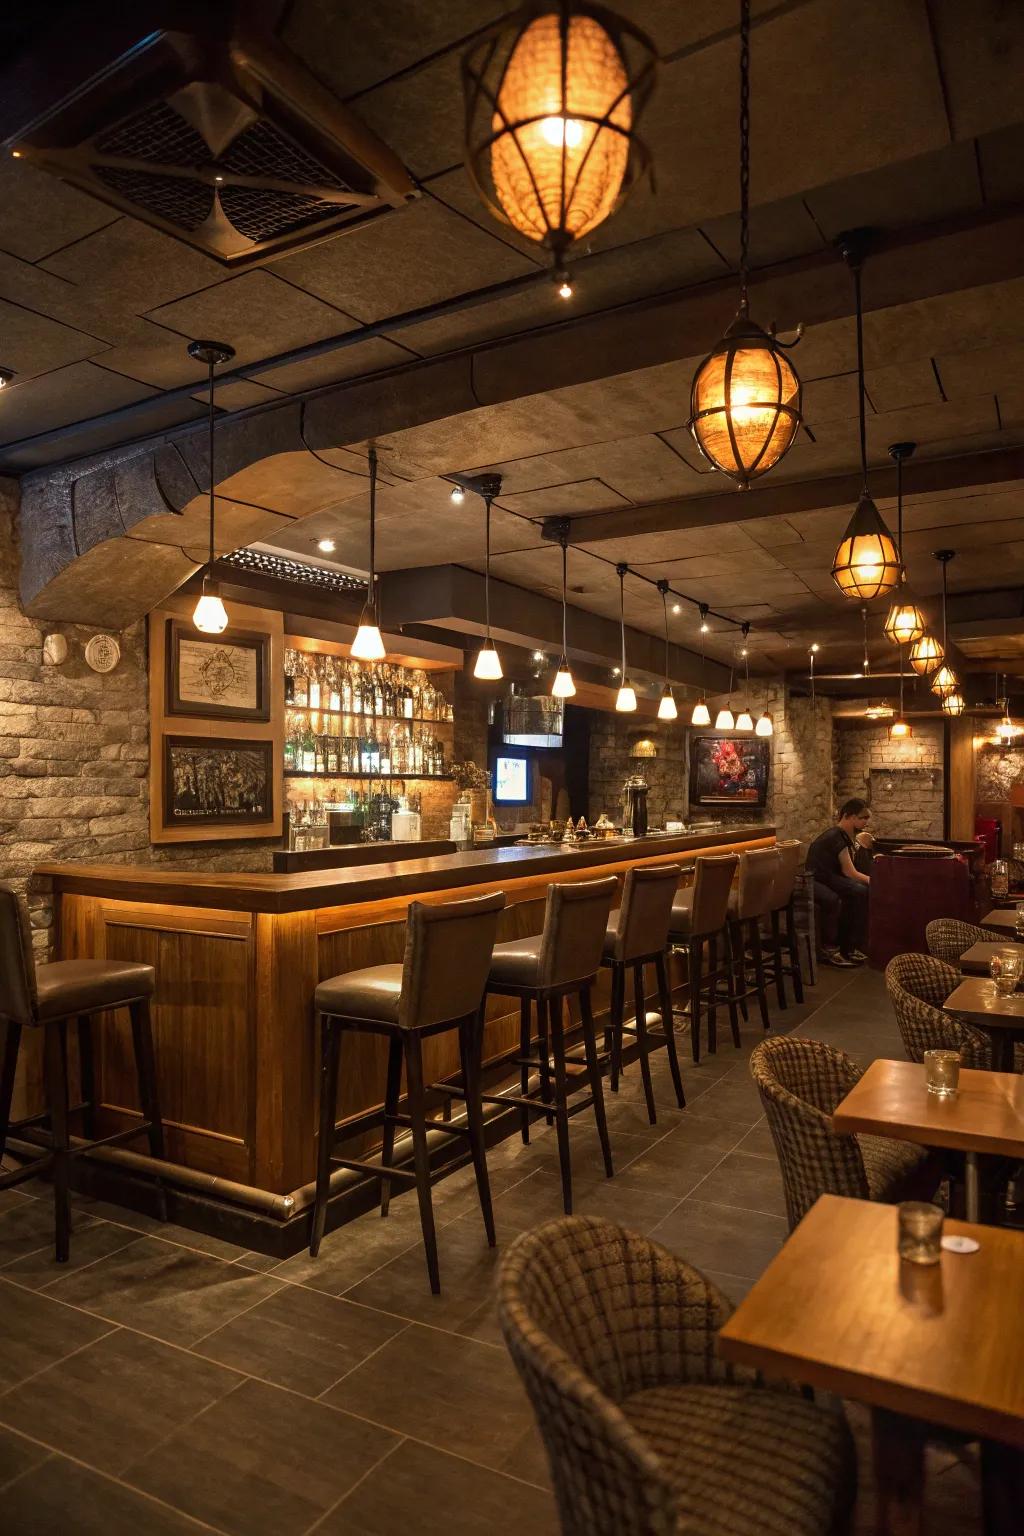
[497, 1215, 855, 1536]
[925, 918, 996, 966]
[884, 952, 992, 1069]
[749, 1036, 935, 1230]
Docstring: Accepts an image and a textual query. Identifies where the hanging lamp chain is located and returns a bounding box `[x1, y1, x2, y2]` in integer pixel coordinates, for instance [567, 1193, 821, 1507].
[738, 0, 751, 316]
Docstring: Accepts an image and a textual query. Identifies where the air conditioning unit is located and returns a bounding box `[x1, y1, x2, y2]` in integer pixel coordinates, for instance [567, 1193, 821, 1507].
[1, 4, 417, 267]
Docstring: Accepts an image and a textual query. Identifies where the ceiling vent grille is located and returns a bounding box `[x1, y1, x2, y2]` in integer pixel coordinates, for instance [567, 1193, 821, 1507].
[2, 13, 417, 266]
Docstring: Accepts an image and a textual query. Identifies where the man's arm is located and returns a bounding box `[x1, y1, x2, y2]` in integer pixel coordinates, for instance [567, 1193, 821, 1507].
[839, 846, 871, 885]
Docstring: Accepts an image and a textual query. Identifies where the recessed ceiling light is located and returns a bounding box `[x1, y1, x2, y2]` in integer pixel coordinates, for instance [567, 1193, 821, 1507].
[317, 537, 336, 554]
[0, 368, 15, 388]
[672, 603, 681, 615]
[532, 649, 545, 663]
[450, 485, 465, 504]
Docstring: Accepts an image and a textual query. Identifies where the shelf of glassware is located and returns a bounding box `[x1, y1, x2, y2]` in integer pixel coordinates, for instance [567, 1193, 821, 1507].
[284, 770, 452, 782]
[285, 706, 454, 728]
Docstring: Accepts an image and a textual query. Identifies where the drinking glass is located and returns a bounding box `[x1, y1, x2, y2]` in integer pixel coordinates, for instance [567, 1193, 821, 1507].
[898, 1202, 944, 1265]
[1015, 901, 1024, 936]
[923, 1048, 959, 1097]
[990, 948, 1023, 995]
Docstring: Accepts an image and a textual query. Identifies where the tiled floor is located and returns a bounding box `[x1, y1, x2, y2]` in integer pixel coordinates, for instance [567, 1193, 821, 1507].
[0, 965, 983, 1534]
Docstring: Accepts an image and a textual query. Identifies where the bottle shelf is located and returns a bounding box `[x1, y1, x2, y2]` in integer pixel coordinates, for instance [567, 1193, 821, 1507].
[285, 705, 453, 727]
[284, 770, 452, 782]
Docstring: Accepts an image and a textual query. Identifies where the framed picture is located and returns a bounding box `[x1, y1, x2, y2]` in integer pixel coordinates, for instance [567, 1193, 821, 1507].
[162, 736, 275, 829]
[166, 620, 270, 722]
[689, 735, 770, 807]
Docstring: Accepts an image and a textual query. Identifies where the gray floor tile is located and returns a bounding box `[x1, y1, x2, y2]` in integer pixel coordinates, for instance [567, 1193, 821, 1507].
[271, 1202, 429, 1296]
[193, 1284, 407, 1396]
[325, 1323, 543, 1480]
[733, 1121, 776, 1158]
[1, 1455, 218, 1535]
[688, 1149, 789, 1219]
[702, 1269, 757, 1305]
[0, 1197, 100, 1269]
[46, 1237, 282, 1346]
[0, 1422, 49, 1490]
[321, 1437, 559, 1535]
[0, 1278, 113, 1393]
[650, 1196, 788, 1277]
[5, 1220, 142, 1292]
[127, 1376, 398, 1536]
[0, 1326, 239, 1476]
[343, 1215, 505, 1332]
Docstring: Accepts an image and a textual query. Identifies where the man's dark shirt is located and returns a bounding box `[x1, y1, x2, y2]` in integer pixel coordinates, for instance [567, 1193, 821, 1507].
[806, 825, 855, 883]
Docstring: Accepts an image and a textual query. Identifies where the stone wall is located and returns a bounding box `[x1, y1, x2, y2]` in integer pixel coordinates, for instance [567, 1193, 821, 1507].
[977, 741, 1024, 803]
[833, 717, 944, 839]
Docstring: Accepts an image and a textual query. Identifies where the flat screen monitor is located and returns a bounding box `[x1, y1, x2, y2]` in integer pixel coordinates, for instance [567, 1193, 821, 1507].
[492, 752, 532, 806]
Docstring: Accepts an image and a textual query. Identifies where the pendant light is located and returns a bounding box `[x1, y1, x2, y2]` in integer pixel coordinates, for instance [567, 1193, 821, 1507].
[830, 238, 902, 601]
[691, 605, 712, 726]
[551, 538, 576, 698]
[735, 623, 754, 730]
[808, 642, 819, 710]
[656, 581, 677, 720]
[995, 676, 1021, 742]
[882, 441, 925, 644]
[909, 631, 943, 676]
[715, 641, 736, 731]
[351, 448, 386, 661]
[472, 486, 503, 680]
[941, 691, 965, 717]
[462, 2, 657, 293]
[189, 339, 235, 634]
[614, 564, 637, 711]
[890, 635, 912, 739]
[928, 549, 959, 698]
[688, 0, 801, 487]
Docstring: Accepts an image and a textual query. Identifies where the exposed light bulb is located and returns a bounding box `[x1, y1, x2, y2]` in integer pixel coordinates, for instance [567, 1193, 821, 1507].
[672, 603, 681, 615]
[700, 621, 710, 634]
[810, 643, 820, 654]
[473, 639, 503, 680]
[450, 485, 465, 504]
[551, 656, 576, 699]
[540, 115, 584, 148]
[317, 537, 336, 553]
[658, 686, 678, 721]
[691, 699, 711, 727]
[532, 649, 545, 663]
[557, 277, 574, 300]
[351, 603, 385, 660]
[714, 706, 735, 730]
[755, 711, 773, 737]
[615, 681, 637, 713]
[0, 368, 14, 388]
[611, 665, 621, 678]
[735, 707, 754, 731]
[193, 584, 228, 634]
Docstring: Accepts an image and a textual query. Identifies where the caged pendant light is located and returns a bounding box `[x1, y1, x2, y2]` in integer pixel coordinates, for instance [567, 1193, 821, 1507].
[462, 2, 657, 293]
[929, 550, 958, 698]
[473, 484, 503, 681]
[551, 537, 577, 698]
[615, 564, 637, 711]
[351, 448, 386, 661]
[656, 581, 678, 720]
[691, 605, 712, 726]
[189, 339, 235, 634]
[909, 631, 943, 676]
[882, 442, 926, 645]
[688, 0, 802, 488]
[831, 237, 903, 602]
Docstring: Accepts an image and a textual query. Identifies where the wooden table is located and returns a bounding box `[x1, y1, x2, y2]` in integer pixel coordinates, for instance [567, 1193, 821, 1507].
[958, 940, 1018, 975]
[833, 1057, 1024, 1220]
[718, 1195, 1024, 1536]
[979, 907, 1024, 938]
[944, 976, 1024, 1074]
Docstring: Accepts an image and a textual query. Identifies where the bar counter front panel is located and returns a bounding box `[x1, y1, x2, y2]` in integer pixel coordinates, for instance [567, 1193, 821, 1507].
[39, 827, 774, 1201]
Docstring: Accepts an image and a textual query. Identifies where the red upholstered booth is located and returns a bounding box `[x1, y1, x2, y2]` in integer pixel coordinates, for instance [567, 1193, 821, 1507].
[867, 851, 972, 969]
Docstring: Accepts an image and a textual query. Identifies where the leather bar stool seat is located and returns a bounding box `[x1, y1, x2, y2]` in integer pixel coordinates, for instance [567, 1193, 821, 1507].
[600, 865, 685, 1124]
[726, 847, 782, 1037]
[310, 891, 505, 1294]
[667, 854, 739, 1062]
[0, 884, 166, 1263]
[485, 876, 617, 1216]
[35, 959, 156, 1021]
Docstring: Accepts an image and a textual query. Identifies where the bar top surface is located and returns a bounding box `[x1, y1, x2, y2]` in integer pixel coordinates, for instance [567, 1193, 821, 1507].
[37, 825, 774, 915]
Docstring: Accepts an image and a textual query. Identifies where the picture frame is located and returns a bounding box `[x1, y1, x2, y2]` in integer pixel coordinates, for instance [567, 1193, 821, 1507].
[162, 736, 275, 830]
[689, 735, 770, 808]
[165, 620, 270, 722]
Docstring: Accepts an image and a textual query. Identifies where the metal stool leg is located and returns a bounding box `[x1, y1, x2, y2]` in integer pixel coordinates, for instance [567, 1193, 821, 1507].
[688, 940, 703, 1062]
[518, 998, 531, 1143]
[750, 919, 772, 1033]
[310, 1013, 341, 1257]
[547, 996, 574, 1215]
[655, 953, 685, 1108]
[404, 1030, 440, 1294]
[536, 998, 555, 1127]
[786, 899, 805, 1004]
[706, 933, 718, 1056]
[43, 1021, 71, 1263]
[730, 919, 750, 1024]
[379, 1034, 403, 1217]
[723, 924, 742, 1047]
[580, 985, 613, 1180]
[609, 963, 626, 1092]
[458, 1010, 495, 1247]
[770, 910, 787, 1009]
[632, 963, 657, 1124]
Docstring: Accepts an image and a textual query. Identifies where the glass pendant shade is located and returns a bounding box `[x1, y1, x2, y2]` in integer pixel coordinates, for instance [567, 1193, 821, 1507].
[473, 638, 503, 680]
[735, 706, 754, 732]
[463, 4, 656, 266]
[831, 493, 902, 601]
[691, 698, 711, 726]
[351, 603, 386, 661]
[657, 685, 677, 721]
[193, 580, 228, 635]
[883, 601, 926, 646]
[930, 664, 958, 697]
[889, 717, 913, 739]
[755, 711, 773, 737]
[714, 705, 735, 731]
[689, 319, 802, 487]
[615, 680, 637, 712]
[941, 692, 965, 716]
[552, 655, 576, 698]
[909, 633, 943, 675]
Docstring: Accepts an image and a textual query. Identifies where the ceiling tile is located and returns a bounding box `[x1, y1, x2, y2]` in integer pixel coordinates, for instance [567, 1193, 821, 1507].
[250, 337, 421, 395]
[499, 479, 631, 519]
[41, 218, 227, 315]
[927, 0, 1024, 139]
[0, 361, 157, 446]
[864, 358, 943, 414]
[146, 272, 357, 370]
[935, 341, 1024, 400]
[541, 435, 706, 504]
[804, 141, 982, 242]
[0, 160, 117, 263]
[0, 298, 104, 381]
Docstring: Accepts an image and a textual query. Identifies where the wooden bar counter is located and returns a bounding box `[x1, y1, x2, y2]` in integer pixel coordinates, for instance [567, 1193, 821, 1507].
[37, 825, 773, 1221]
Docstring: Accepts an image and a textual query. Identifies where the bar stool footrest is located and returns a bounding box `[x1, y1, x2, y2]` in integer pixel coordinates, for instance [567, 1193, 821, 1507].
[329, 1155, 418, 1184]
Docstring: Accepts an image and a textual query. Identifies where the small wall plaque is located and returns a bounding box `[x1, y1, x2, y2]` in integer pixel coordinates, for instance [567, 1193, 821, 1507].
[42, 634, 68, 666]
[84, 634, 121, 673]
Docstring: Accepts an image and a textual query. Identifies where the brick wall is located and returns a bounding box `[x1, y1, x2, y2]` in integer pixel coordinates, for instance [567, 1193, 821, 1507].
[833, 717, 944, 839]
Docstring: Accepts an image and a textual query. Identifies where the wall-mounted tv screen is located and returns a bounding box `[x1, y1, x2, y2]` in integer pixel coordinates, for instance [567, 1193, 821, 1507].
[492, 752, 532, 806]
[502, 695, 563, 749]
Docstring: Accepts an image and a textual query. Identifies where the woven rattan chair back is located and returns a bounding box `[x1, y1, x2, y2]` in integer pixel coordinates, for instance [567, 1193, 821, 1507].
[884, 952, 991, 1067]
[924, 918, 996, 967]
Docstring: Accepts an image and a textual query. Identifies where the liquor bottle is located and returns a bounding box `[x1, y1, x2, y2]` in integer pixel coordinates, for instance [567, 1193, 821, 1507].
[284, 648, 296, 705]
[352, 667, 363, 715]
[283, 725, 297, 771]
[369, 731, 380, 774]
[328, 658, 341, 713]
[341, 663, 353, 714]
[308, 657, 321, 711]
[326, 735, 339, 774]
[293, 657, 309, 707]
[301, 726, 316, 774]
[373, 669, 385, 716]
[379, 731, 391, 775]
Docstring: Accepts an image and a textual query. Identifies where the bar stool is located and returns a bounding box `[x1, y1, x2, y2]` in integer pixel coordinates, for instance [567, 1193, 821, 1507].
[667, 854, 740, 1061]
[485, 876, 617, 1216]
[0, 884, 165, 1262]
[764, 839, 805, 1009]
[726, 847, 783, 1035]
[602, 864, 685, 1122]
[310, 891, 505, 1293]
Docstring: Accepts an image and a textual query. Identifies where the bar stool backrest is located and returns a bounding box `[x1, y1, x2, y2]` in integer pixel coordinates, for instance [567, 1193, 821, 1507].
[769, 840, 803, 913]
[734, 847, 782, 922]
[609, 864, 681, 963]
[539, 876, 618, 989]
[400, 891, 506, 1029]
[689, 853, 738, 937]
[0, 883, 37, 1026]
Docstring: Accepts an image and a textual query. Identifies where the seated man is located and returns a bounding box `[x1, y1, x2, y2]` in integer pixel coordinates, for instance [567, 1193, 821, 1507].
[807, 799, 872, 967]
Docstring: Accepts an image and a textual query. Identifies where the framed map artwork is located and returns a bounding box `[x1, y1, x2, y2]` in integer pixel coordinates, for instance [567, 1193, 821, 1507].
[165, 620, 270, 722]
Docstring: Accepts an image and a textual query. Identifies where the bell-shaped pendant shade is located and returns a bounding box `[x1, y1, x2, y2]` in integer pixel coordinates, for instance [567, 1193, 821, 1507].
[551, 655, 576, 699]
[755, 711, 773, 737]
[714, 705, 735, 731]
[473, 638, 503, 680]
[941, 692, 965, 716]
[691, 699, 711, 727]
[689, 319, 802, 488]
[883, 601, 926, 646]
[735, 706, 754, 732]
[657, 685, 677, 721]
[193, 580, 228, 635]
[351, 602, 386, 661]
[831, 493, 902, 601]
[615, 680, 637, 712]
[889, 717, 913, 739]
[908, 633, 943, 675]
[930, 664, 958, 697]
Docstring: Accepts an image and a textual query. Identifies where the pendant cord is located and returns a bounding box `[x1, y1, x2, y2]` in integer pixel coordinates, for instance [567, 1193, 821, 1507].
[738, 0, 751, 316]
[561, 540, 568, 656]
[896, 449, 903, 568]
[483, 494, 492, 638]
[862, 604, 869, 676]
[207, 356, 216, 570]
[899, 640, 905, 717]
[941, 558, 948, 655]
[663, 590, 670, 680]
[367, 447, 377, 614]
[619, 568, 627, 677]
[854, 261, 868, 490]
[699, 606, 707, 693]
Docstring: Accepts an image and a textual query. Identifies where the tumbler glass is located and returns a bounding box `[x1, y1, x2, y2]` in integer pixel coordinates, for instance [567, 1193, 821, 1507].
[991, 948, 1023, 995]
[923, 1048, 960, 1097]
[1015, 901, 1024, 936]
[898, 1202, 944, 1265]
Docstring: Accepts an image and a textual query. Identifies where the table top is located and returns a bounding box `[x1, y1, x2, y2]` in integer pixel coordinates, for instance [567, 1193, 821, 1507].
[832, 1057, 1024, 1158]
[944, 977, 1024, 1031]
[980, 908, 1024, 935]
[958, 941, 1020, 975]
[718, 1195, 1024, 1447]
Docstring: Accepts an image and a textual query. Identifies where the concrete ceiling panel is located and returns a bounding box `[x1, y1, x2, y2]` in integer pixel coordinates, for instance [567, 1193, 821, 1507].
[0, 362, 156, 446]
[864, 358, 943, 415]
[145, 272, 358, 370]
[250, 338, 422, 395]
[0, 250, 148, 350]
[976, 123, 1024, 205]
[0, 299, 104, 383]
[935, 341, 1024, 400]
[0, 160, 117, 264]
[498, 479, 631, 520]
[40, 219, 227, 315]
[88, 325, 216, 390]
[801, 371, 861, 426]
[697, 196, 825, 273]
[927, 0, 1024, 140]
[579, 522, 765, 566]
[539, 435, 708, 504]
[190, 380, 286, 413]
[804, 142, 982, 242]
